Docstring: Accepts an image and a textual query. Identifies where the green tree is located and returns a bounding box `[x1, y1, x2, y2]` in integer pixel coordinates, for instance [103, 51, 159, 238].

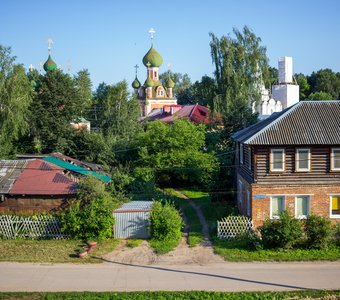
[307, 91, 333, 100]
[308, 69, 340, 99]
[209, 26, 268, 132]
[295, 73, 310, 100]
[191, 75, 217, 108]
[29, 69, 81, 153]
[74, 69, 92, 115]
[136, 119, 218, 186]
[0, 45, 33, 157]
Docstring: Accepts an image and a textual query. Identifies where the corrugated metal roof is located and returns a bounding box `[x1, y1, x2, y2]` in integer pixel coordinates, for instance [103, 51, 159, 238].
[233, 101, 340, 145]
[43, 156, 111, 183]
[10, 159, 77, 195]
[0, 160, 29, 194]
[114, 201, 154, 212]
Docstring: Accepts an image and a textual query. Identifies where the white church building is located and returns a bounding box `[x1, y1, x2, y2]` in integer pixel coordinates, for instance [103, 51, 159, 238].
[254, 56, 299, 119]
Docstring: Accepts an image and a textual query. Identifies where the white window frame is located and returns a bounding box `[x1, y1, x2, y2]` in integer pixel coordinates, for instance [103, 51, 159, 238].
[330, 194, 340, 219]
[270, 149, 285, 172]
[240, 143, 243, 165]
[270, 195, 285, 219]
[331, 148, 340, 171]
[238, 180, 243, 204]
[296, 148, 311, 172]
[247, 190, 251, 217]
[295, 195, 310, 219]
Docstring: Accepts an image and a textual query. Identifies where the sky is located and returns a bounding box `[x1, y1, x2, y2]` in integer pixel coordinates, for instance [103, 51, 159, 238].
[1, 0, 340, 89]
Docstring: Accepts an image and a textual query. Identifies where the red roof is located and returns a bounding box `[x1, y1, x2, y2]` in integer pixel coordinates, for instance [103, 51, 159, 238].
[146, 104, 214, 125]
[10, 159, 77, 195]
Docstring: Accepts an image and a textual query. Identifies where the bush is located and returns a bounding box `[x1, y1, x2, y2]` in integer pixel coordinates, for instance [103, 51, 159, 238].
[305, 215, 333, 249]
[150, 201, 182, 241]
[60, 196, 115, 240]
[260, 211, 303, 249]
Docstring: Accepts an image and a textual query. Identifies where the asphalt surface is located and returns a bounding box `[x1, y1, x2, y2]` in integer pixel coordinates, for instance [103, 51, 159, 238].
[1, 261, 339, 292]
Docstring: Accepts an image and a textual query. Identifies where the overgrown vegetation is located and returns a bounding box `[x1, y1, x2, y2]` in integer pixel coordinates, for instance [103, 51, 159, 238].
[149, 201, 182, 253]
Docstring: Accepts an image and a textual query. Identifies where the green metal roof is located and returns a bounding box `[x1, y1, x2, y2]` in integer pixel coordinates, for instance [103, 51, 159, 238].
[43, 156, 111, 183]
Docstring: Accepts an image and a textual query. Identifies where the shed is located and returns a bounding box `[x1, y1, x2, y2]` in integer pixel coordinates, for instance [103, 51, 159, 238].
[113, 201, 153, 239]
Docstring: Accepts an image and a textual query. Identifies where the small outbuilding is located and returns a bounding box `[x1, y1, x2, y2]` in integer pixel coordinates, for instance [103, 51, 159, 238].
[113, 201, 153, 239]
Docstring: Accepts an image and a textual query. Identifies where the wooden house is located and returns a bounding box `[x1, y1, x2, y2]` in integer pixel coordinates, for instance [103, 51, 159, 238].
[232, 100, 340, 228]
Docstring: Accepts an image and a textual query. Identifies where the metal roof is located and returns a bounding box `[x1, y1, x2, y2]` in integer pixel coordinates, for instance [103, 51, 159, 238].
[0, 160, 29, 194]
[10, 159, 77, 195]
[43, 156, 111, 183]
[114, 201, 154, 212]
[233, 101, 340, 145]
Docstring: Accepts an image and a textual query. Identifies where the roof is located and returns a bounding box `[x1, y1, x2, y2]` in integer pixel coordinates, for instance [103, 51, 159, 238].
[43, 156, 111, 183]
[50, 152, 103, 171]
[144, 104, 214, 125]
[142, 46, 163, 68]
[233, 100, 340, 145]
[10, 159, 77, 195]
[114, 201, 154, 212]
[0, 160, 29, 194]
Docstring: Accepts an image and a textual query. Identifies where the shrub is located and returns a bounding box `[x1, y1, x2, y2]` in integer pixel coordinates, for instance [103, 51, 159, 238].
[60, 196, 115, 240]
[150, 201, 182, 241]
[260, 211, 303, 249]
[305, 215, 333, 249]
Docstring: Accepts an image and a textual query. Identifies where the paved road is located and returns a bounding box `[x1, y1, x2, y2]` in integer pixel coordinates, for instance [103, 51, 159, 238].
[1, 261, 339, 292]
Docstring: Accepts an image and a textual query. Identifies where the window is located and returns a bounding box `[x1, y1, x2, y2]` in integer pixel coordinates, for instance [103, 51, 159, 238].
[296, 148, 311, 171]
[247, 190, 251, 217]
[295, 196, 310, 218]
[238, 180, 243, 203]
[156, 87, 164, 97]
[270, 149, 284, 172]
[270, 196, 285, 219]
[330, 195, 340, 218]
[331, 148, 340, 171]
[240, 143, 243, 165]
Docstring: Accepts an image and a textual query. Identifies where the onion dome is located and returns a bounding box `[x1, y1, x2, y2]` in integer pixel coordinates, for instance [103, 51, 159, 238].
[145, 75, 154, 87]
[132, 77, 141, 89]
[166, 76, 175, 88]
[142, 46, 163, 68]
[43, 55, 57, 72]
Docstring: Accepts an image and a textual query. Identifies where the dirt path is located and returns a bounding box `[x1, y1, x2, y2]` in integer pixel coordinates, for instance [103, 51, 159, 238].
[104, 190, 223, 266]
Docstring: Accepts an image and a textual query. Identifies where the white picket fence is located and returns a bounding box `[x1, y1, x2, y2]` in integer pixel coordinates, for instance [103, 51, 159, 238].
[217, 216, 253, 239]
[0, 215, 66, 239]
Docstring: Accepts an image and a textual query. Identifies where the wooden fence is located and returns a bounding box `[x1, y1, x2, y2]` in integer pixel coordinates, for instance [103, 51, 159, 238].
[0, 215, 66, 239]
[217, 216, 253, 239]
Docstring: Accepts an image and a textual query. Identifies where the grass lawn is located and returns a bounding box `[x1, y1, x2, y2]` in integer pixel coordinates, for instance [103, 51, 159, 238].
[0, 290, 339, 299]
[149, 238, 181, 254]
[126, 239, 143, 248]
[0, 239, 119, 264]
[213, 237, 340, 262]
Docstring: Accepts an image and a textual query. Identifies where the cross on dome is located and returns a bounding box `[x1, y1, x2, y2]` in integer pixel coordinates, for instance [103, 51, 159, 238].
[148, 28, 156, 45]
[47, 37, 53, 54]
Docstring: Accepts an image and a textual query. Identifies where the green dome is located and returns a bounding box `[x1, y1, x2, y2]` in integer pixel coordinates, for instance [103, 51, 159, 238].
[43, 54, 57, 72]
[167, 76, 175, 88]
[143, 46, 163, 68]
[145, 75, 154, 87]
[132, 77, 141, 89]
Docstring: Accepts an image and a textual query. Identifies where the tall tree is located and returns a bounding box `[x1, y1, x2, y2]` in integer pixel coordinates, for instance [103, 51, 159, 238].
[74, 69, 92, 115]
[160, 72, 193, 104]
[209, 26, 268, 133]
[295, 73, 310, 100]
[191, 75, 217, 108]
[308, 69, 340, 99]
[0, 45, 32, 157]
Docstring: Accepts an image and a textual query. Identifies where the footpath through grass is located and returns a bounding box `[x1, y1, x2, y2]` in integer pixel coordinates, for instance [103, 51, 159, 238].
[1, 290, 340, 300]
[0, 239, 119, 263]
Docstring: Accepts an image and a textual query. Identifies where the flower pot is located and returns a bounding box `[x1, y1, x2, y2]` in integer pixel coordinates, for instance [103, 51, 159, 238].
[78, 251, 88, 258]
[86, 241, 97, 248]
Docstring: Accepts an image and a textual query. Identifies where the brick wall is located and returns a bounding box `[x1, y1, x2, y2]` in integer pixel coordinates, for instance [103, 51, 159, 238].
[251, 184, 340, 228]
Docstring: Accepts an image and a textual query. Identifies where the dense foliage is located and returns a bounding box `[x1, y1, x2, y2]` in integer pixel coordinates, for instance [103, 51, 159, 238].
[150, 201, 182, 242]
[260, 211, 303, 249]
[305, 215, 333, 249]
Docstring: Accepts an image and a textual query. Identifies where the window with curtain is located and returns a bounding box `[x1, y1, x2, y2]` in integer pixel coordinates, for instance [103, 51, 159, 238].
[270, 196, 285, 218]
[295, 195, 310, 218]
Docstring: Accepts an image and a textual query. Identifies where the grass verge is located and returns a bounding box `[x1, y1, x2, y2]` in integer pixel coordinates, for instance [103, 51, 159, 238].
[213, 237, 340, 262]
[0, 290, 339, 299]
[0, 239, 119, 264]
[126, 239, 143, 248]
